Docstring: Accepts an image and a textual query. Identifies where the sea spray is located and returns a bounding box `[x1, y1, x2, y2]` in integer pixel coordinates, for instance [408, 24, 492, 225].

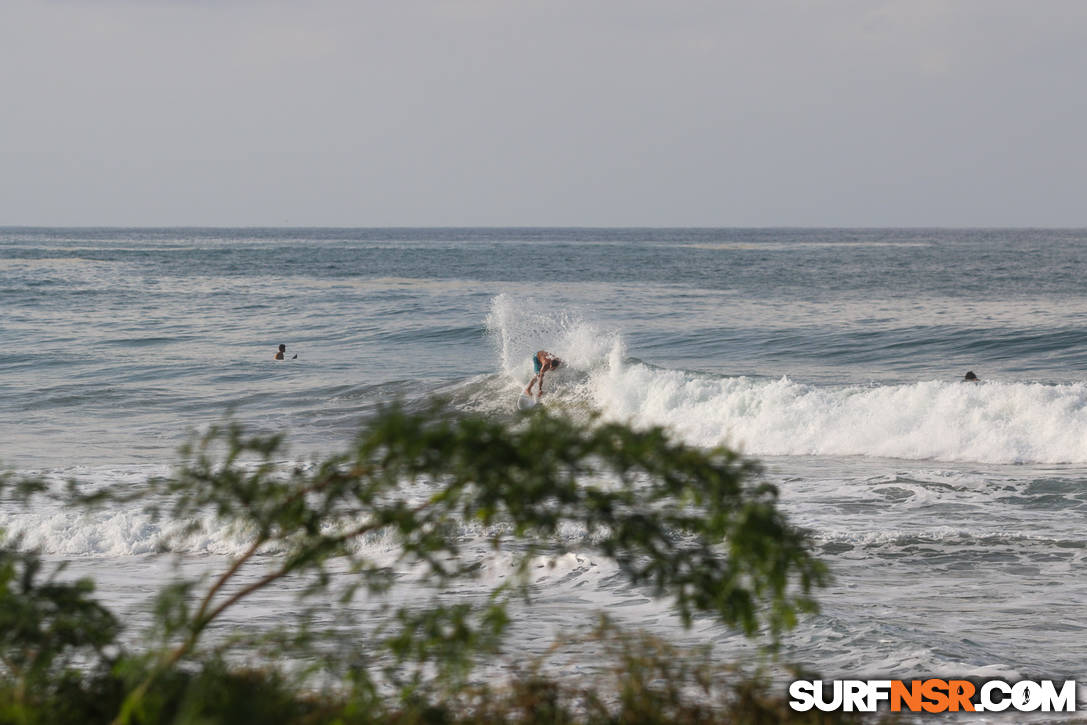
[485, 293, 622, 383]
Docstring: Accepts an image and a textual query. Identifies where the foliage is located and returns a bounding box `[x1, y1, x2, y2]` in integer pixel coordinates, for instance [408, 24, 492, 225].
[437, 618, 880, 725]
[0, 547, 121, 724]
[0, 403, 832, 724]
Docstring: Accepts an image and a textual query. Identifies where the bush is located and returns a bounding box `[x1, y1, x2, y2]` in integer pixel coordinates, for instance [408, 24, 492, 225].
[0, 404, 832, 724]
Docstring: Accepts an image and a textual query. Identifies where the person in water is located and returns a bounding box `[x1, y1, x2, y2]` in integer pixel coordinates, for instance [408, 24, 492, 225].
[274, 344, 297, 360]
[525, 350, 561, 398]
[963, 370, 979, 382]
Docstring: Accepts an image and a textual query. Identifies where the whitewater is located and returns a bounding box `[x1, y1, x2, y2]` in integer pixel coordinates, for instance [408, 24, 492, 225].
[2, 227, 1086, 719]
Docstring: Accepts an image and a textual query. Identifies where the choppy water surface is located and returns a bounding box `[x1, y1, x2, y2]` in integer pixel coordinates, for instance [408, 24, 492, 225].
[2, 228, 1087, 714]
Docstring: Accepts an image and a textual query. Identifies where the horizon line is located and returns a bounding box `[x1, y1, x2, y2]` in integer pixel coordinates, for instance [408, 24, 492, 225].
[4, 224, 1087, 231]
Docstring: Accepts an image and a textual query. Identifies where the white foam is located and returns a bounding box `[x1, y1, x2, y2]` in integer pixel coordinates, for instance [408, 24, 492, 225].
[585, 362, 1087, 464]
[485, 294, 1087, 463]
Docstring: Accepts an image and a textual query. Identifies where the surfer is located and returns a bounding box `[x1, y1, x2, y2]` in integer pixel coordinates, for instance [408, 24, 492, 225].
[963, 370, 979, 382]
[274, 344, 297, 360]
[525, 350, 562, 398]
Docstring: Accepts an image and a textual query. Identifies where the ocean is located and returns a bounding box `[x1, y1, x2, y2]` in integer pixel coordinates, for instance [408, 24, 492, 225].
[2, 228, 1086, 709]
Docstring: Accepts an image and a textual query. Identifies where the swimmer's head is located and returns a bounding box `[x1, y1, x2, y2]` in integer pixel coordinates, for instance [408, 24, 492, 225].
[279, 344, 287, 352]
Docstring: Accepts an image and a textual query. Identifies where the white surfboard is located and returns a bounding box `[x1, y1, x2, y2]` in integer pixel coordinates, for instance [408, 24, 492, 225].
[516, 394, 538, 411]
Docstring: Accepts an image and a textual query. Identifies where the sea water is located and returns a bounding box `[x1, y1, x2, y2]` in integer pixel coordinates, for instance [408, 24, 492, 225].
[2, 228, 1086, 708]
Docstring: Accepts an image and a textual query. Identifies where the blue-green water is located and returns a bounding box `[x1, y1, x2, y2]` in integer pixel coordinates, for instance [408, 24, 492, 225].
[2, 228, 1086, 700]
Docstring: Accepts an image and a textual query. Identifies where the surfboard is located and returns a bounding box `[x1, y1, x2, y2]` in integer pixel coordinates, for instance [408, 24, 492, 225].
[517, 394, 538, 411]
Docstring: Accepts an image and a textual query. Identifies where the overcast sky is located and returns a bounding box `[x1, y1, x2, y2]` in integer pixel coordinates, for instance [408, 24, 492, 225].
[2, 0, 1085, 226]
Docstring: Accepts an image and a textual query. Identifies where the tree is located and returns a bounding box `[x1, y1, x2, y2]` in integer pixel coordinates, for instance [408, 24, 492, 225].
[2, 403, 829, 724]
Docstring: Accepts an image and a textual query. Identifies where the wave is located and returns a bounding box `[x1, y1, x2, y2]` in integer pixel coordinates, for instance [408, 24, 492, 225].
[483, 295, 1087, 465]
[590, 369, 1087, 464]
[0, 469, 621, 585]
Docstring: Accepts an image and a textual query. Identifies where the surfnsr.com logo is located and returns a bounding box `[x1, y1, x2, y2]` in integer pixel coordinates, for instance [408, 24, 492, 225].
[788, 679, 1076, 713]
